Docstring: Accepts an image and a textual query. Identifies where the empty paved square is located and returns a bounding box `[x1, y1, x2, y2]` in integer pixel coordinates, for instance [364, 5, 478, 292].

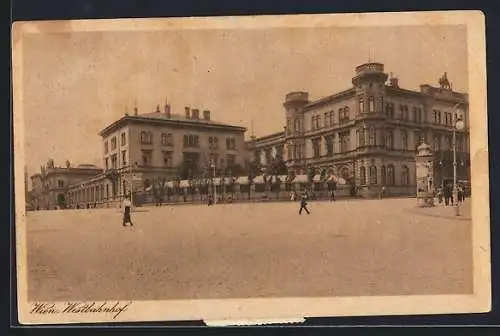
[25, 198, 473, 301]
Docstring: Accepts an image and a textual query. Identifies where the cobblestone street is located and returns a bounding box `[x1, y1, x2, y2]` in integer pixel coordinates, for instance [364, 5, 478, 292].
[25, 198, 473, 301]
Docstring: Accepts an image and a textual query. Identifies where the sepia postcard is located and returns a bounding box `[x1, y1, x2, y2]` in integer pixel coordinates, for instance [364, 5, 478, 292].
[12, 10, 490, 325]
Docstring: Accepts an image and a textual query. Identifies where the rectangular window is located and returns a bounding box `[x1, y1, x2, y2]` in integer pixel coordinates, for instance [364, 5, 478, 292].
[111, 154, 118, 169]
[385, 130, 393, 150]
[312, 138, 321, 159]
[209, 136, 219, 149]
[121, 150, 127, 166]
[434, 136, 441, 152]
[57, 180, 64, 188]
[120, 132, 126, 146]
[225, 137, 236, 149]
[104, 141, 109, 154]
[339, 131, 350, 152]
[105, 158, 109, 170]
[141, 150, 152, 166]
[401, 130, 408, 150]
[325, 135, 334, 156]
[324, 112, 329, 127]
[111, 136, 117, 150]
[163, 151, 173, 167]
[226, 154, 236, 167]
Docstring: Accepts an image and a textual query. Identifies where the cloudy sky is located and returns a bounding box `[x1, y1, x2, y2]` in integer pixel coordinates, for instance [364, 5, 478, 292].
[20, 23, 467, 175]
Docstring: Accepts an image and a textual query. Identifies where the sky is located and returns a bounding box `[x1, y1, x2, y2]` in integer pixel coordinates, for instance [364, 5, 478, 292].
[20, 24, 467, 176]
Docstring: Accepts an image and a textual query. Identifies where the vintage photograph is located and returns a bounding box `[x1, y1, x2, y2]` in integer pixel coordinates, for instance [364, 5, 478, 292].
[13, 11, 490, 324]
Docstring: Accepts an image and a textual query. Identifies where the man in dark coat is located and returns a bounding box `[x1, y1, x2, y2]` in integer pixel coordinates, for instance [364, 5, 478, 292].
[299, 191, 310, 215]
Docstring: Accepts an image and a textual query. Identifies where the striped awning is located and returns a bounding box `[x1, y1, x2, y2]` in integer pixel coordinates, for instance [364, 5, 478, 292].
[223, 177, 235, 185]
[253, 175, 265, 184]
[179, 180, 190, 188]
[235, 176, 249, 185]
[294, 174, 308, 183]
[313, 175, 323, 182]
[165, 181, 174, 188]
[328, 175, 347, 185]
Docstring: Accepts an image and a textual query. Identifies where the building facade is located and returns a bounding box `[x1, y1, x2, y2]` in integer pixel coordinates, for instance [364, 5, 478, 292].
[30, 160, 103, 209]
[246, 62, 470, 197]
[67, 104, 247, 207]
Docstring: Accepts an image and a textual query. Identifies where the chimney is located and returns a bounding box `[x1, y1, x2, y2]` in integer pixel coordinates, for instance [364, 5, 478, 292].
[184, 106, 190, 119]
[203, 110, 211, 121]
[390, 77, 399, 88]
[156, 104, 160, 113]
[192, 108, 200, 119]
[134, 106, 138, 116]
[164, 103, 171, 118]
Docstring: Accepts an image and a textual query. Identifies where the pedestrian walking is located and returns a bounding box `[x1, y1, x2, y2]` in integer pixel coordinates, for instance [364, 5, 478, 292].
[299, 191, 310, 215]
[329, 190, 335, 202]
[437, 187, 443, 204]
[380, 186, 386, 199]
[290, 190, 297, 201]
[122, 196, 134, 227]
[207, 193, 214, 206]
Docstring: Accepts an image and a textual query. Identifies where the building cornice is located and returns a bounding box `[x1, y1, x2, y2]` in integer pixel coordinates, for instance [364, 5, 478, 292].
[303, 88, 356, 110]
[99, 116, 247, 138]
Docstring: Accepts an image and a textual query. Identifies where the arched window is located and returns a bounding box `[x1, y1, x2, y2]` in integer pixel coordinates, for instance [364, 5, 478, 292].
[360, 166, 367, 185]
[359, 98, 364, 114]
[341, 167, 350, 181]
[344, 106, 350, 119]
[381, 165, 386, 185]
[387, 164, 395, 186]
[369, 166, 377, 185]
[401, 165, 409, 185]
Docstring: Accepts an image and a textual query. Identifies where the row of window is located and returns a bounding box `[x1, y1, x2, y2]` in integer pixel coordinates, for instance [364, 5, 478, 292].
[104, 132, 128, 154]
[433, 110, 460, 125]
[254, 146, 285, 164]
[359, 165, 410, 186]
[306, 103, 425, 134]
[104, 149, 237, 169]
[105, 132, 239, 153]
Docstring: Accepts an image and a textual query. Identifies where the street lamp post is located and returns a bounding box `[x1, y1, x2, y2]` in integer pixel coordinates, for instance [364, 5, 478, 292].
[210, 162, 216, 204]
[452, 104, 465, 216]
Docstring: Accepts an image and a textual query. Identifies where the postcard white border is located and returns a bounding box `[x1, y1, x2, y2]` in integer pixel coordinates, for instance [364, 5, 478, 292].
[12, 10, 490, 324]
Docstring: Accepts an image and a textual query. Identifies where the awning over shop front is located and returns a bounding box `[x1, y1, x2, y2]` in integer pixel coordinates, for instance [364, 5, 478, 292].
[213, 177, 222, 186]
[235, 176, 249, 185]
[293, 174, 308, 183]
[253, 175, 265, 184]
[179, 180, 190, 188]
[165, 181, 174, 188]
[313, 175, 323, 183]
[327, 175, 347, 185]
[223, 177, 235, 185]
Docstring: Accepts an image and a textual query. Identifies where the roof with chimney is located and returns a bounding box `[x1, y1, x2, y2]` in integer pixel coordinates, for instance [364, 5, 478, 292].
[99, 108, 247, 137]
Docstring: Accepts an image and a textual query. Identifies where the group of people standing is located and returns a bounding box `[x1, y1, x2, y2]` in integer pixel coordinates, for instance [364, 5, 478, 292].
[436, 184, 468, 206]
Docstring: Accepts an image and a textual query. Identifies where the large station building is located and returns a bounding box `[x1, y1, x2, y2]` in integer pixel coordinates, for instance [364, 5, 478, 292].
[63, 104, 246, 208]
[246, 62, 471, 197]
